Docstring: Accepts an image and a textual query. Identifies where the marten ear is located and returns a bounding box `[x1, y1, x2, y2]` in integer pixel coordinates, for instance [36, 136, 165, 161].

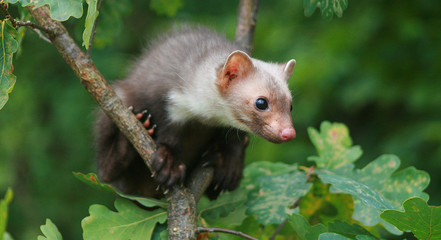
[282, 59, 296, 81]
[218, 50, 254, 92]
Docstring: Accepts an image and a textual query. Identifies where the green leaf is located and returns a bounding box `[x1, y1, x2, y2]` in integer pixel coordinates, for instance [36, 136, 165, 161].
[91, 0, 131, 48]
[242, 161, 298, 187]
[73, 172, 168, 209]
[0, 188, 13, 238]
[318, 169, 395, 211]
[37, 219, 63, 240]
[355, 236, 376, 240]
[0, 21, 18, 110]
[300, 180, 354, 225]
[198, 190, 248, 228]
[82, 199, 167, 240]
[151, 223, 168, 240]
[289, 213, 327, 240]
[380, 197, 441, 240]
[150, 0, 184, 17]
[73, 172, 115, 193]
[247, 171, 312, 225]
[318, 232, 349, 240]
[3, 232, 14, 240]
[319, 232, 375, 240]
[316, 154, 430, 232]
[82, 0, 99, 49]
[327, 221, 375, 239]
[303, 0, 348, 19]
[308, 121, 362, 169]
[17, 0, 83, 21]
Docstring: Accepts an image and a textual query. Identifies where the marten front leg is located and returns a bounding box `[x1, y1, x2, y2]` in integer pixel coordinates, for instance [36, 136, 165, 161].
[205, 130, 248, 199]
[152, 145, 186, 189]
[133, 108, 186, 189]
[135, 110, 185, 189]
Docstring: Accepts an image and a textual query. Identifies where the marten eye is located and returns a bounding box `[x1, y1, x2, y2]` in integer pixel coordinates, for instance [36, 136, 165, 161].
[255, 98, 269, 111]
[290, 105, 293, 112]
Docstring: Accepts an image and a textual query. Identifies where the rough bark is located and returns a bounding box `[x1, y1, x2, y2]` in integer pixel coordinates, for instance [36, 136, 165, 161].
[235, 0, 261, 55]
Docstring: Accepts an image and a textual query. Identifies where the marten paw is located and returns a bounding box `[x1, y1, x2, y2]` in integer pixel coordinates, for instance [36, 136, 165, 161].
[152, 145, 186, 189]
[203, 152, 243, 199]
[130, 107, 156, 135]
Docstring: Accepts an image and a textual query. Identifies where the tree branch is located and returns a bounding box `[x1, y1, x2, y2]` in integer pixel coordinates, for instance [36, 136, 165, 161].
[235, 0, 260, 54]
[197, 227, 259, 240]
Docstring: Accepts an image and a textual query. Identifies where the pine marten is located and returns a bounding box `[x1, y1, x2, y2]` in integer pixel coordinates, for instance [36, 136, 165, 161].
[95, 26, 296, 199]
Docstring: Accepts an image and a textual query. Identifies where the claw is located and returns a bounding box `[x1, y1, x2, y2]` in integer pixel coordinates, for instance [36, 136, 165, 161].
[141, 109, 148, 115]
[151, 171, 156, 178]
[143, 114, 151, 127]
[136, 113, 143, 119]
[128, 106, 134, 112]
[156, 185, 160, 191]
[147, 124, 156, 135]
[163, 189, 169, 195]
[202, 161, 210, 167]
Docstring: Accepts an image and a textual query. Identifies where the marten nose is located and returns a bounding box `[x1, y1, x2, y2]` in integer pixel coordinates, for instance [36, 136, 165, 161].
[280, 128, 296, 142]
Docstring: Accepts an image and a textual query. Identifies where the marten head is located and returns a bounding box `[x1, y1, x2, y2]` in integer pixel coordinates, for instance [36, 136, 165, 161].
[217, 50, 296, 143]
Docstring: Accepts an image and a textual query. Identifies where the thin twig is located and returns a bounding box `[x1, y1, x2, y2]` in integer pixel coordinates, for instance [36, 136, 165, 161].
[14, 20, 50, 33]
[86, 0, 103, 58]
[30, 28, 52, 44]
[1, 3, 51, 34]
[197, 227, 259, 240]
[269, 198, 302, 240]
[269, 218, 288, 240]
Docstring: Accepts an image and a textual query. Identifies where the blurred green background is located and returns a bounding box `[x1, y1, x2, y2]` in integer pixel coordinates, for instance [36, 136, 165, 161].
[1, 0, 440, 239]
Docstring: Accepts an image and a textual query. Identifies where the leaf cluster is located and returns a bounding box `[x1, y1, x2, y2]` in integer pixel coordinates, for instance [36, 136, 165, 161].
[17, 121, 434, 240]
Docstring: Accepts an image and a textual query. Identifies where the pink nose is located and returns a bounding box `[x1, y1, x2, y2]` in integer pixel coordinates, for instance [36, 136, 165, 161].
[280, 128, 296, 142]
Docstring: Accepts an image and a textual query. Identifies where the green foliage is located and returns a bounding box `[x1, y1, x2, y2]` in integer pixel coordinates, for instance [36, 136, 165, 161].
[310, 122, 430, 234]
[10, 0, 83, 21]
[319, 232, 375, 240]
[300, 180, 354, 225]
[303, 0, 348, 19]
[37, 219, 63, 240]
[0, 21, 18, 110]
[82, 0, 99, 49]
[82, 199, 167, 240]
[150, 0, 184, 17]
[0, 189, 13, 239]
[326, 221, 375, 239]
[3, 232, 13, 240]
[198, 190, 248, 228]
[380, 197, 441, 240]
[289, 213, 327, 239]
[73, 172, 168, 209]
[246, 171, 312, 225]
[289, 213, 376, 240]
[308, 121, 362, 169]
[90, 0, 132, 49]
